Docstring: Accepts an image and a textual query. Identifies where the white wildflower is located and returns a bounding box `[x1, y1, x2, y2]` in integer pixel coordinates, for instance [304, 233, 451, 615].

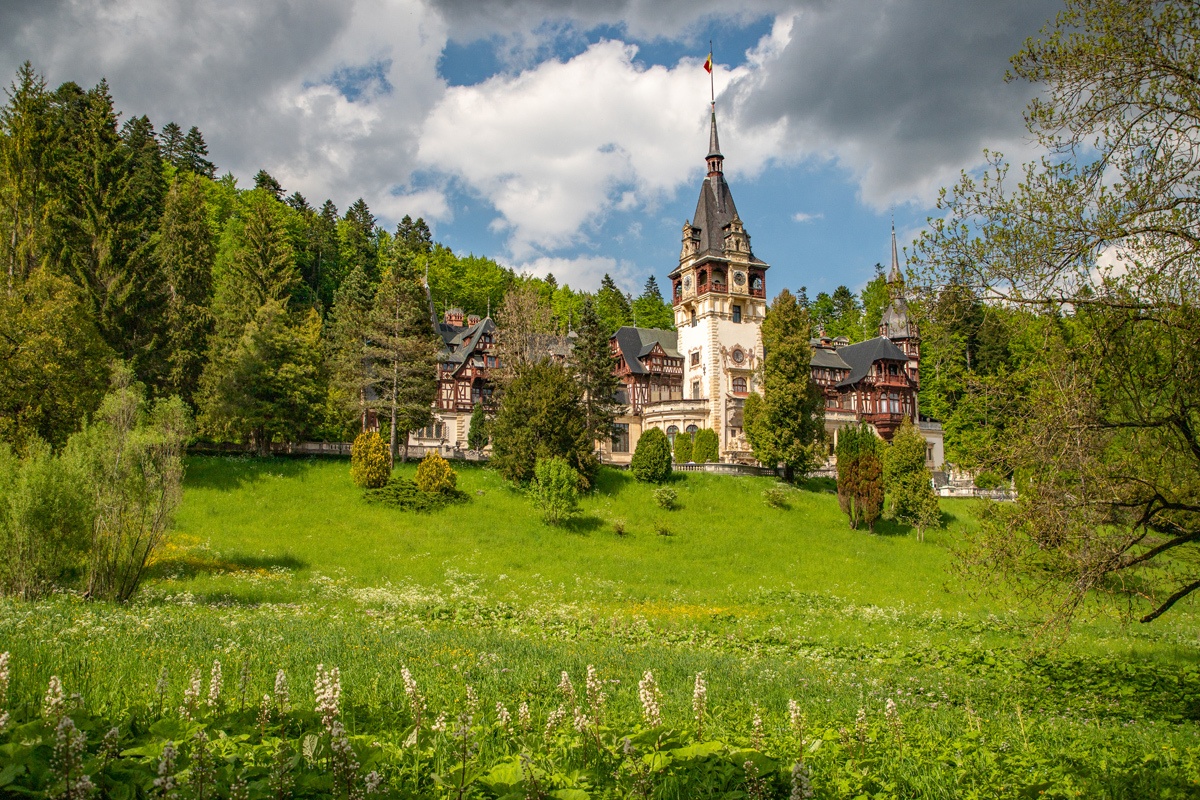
[274, 670, 289, 714]
[518, 701, 531, 732]
[496, 702, 512, 732]
[364, 770, 384, 794]
[0, 651, 10, 707]
[52, 716, 94, 800]
[692, 672, 707, 738]
[257, 694, 272, 732]
[558, 671, 576, 705]
[585, 664, 605, 716]
[179, 669, 201, 720]
[788, 699, 804, 737]
[154, 741, 179, 799]
[572, 705, 589, 733]
[544, 705, 566, 735]
[751, 708, 764, 749]
[207, 659, 222, 709]
[637, 671, 662, 727]
[314, 664, 341, 731]
[43, 675, 65, 724]
[155, 667, 168, 709]
[401, 667, 424, 727]
[856, 707, 868, 745]
[432, 712, 447, 733]
[790, 762, 814, 800]
[465, 684, 479, 715]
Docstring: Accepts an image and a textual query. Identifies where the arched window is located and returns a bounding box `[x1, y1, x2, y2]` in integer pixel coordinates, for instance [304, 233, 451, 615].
[667, 424, 679, 445]
[685, 424, 698, 436]
[732, 377, 747, 394]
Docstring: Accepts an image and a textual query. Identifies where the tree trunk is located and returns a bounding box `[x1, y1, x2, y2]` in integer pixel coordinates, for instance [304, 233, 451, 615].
[390, 358, 399, 464]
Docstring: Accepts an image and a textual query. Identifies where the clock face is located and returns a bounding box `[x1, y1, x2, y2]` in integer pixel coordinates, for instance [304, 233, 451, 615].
[732, 348, 745, 364]
[683, 275, 692, 290]
[733, 270, 746, 286]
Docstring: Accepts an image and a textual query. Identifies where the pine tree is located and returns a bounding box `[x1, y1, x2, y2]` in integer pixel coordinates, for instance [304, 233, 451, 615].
[395, 214, 432, 255]
[467, 402, 489, 451]
[340, 198, 377, 282]
[596, 273, 632, 333]
[157, 172, 215, 407]
[326, 263, 375, 430]
[0, 62, 55, 284]
[490, 360, 592, 486]
[743, 289, 825, 480]
[254, 169, 283, 200]
[181, 126, 215, 178]
[224, 189, 299, 314]
[364, 248, 439, 463]
[631, 275, 674, 329]
[158, 121, 184, 167]
[572, 297, 620, 448]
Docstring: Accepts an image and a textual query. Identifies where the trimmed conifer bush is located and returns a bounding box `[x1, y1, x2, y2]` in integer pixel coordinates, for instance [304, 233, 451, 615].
[692, 428, 720, 463]
[350, 431, 390, 488]
[631, 427, 672, 483]
[415, 450, 457, 494]
[673, 431, 693, 463]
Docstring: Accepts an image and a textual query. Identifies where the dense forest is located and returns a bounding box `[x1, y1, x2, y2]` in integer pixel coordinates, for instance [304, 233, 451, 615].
[0, 63, 677, 455]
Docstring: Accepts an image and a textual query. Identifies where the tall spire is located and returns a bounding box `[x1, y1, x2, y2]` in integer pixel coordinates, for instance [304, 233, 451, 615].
[888, 219, 902, 285]
[706, 104, 724, 177]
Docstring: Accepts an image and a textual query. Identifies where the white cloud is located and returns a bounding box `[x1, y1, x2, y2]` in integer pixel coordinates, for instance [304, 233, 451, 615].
[418, 39, 784, 258]
[792, 211, 823, 223]
[504, 254, 641, 293]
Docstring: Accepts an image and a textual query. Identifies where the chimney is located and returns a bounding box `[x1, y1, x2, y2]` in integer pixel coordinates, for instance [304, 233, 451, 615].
[444, 308, 464, 327]
[467, 314, 481, 327]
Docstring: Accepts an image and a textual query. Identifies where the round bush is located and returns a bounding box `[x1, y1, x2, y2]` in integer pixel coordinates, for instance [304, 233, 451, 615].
[350, 431, 390, 488]
[631, 427, 672, 483]
[415, 450, 457, 494]
[654, 487, 678, 510]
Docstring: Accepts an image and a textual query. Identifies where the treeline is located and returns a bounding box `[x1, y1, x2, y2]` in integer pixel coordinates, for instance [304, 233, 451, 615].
[0, 63, 673, 456]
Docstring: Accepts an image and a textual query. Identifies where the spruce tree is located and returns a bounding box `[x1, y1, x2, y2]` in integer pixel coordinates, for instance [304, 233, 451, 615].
[365, 248, 439, 463]
[0, 62, 55, 284]
[631, 275, 674, 329]
[181, 126, 215, 178]
[326, 263, 375, 432]
[490, 360, 593, 486]
[743, 289, 825, 480]
[395, 214, 432, 255]
[340, 198, 377, 281]
[467, 402, 489, 451]
[596, 273, 632, 333]
[254, 169, 284, 200]
[158, 121, 184, 167]
[572, 297, 620, 448]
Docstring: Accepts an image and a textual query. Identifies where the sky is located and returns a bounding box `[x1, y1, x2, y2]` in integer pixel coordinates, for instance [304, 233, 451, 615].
[0, 0, 1062, 297]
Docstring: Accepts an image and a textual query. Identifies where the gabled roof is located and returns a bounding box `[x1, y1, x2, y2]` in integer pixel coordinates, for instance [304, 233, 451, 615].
[437, 317, 496, 366]
[810, 347, 851, 370]
[612, 326, 680, 375]
[691, 177, 740, 260]
[835, 336, 910, 387]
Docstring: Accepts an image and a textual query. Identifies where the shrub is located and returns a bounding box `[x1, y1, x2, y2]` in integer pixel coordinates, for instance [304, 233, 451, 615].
[530, 457, 580, 525]
[415, 451, 457, 494]
[350, 431, 390, 488]
[692, 429, 720, 463]
[673, 432, 693, 463]
[654, 487, 678, 510]
[762, 485, 790, 509]
[364, 477, 467, 512]
[974, 470, 1005, 490]
[654, 521, 672, 536]
[467, 403, 489, 451]
[631, 428, 672, 483]
[611, 518, 627, 536]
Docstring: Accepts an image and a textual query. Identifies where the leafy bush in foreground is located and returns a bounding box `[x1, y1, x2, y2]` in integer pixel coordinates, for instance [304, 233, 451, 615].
[350, 431, 390, 489]
[530, 456, 579, 525]
[414, 451, 457, 494]
[631, 427, 672, 483]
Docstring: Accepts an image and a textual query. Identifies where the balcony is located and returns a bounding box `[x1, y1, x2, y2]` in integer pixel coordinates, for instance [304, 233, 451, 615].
[695, 282, 727, 295]
[749, 288, 766, 298]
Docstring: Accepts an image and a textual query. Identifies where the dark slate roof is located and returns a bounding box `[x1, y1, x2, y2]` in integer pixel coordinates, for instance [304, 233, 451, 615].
[437, 317, 496, 365]
[612, 326, 680, 375]
[835, 336, 910, 387]
[810, 347, 850, 370]
[691, 176, 739, 259]
[879, 296, 914, 339]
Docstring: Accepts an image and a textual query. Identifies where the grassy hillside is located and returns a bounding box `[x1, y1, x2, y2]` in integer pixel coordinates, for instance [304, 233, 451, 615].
[1, 456, 1197, 798]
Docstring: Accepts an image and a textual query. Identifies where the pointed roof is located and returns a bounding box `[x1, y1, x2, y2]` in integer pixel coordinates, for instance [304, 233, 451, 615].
[707, 106, 722, 158]
[835, 336, 910, 387]
[611, 326, 681, 374]
[889, 221, 903, 284]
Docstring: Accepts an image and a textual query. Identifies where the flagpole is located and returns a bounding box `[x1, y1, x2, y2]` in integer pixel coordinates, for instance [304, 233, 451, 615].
[709, 40, 715, 106]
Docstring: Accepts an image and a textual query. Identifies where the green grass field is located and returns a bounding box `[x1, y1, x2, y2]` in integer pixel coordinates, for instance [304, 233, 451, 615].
[2, 455, 1198, 798]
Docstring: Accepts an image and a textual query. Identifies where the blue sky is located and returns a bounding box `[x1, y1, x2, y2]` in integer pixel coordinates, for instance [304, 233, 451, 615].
[0, 0, 1061, 298]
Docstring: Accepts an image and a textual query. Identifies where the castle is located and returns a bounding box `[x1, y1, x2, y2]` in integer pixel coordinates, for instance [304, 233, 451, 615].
[413, 104, 945, 470]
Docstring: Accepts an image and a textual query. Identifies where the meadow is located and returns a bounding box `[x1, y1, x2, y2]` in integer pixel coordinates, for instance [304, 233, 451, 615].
[1, 455, 1198, 798]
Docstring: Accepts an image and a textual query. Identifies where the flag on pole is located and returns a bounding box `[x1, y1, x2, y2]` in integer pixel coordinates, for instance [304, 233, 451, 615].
[703, 53, 713, 73]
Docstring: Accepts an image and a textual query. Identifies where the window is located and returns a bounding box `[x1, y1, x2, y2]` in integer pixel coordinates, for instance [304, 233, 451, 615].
[926, 443, 934, 462]
[690, 310, 697, 327]
[486, 356, 496, 368]
[611, 423, 630, 453]
[419, 422, 445, 440]
[685, 424, 698, 436]
[889, 392, 900, 414]
[690, 351, 700, 366]
[732, 304, 742, 323]
[666, 424, 679, 445]
[691, 380, 701, 400]
[732, 377, 747, 394]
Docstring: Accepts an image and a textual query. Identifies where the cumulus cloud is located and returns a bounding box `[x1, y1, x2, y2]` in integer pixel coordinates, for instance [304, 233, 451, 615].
[792, 211, 823, 223]
[504, 254, 641, 293]
[0, 0, 450, 223]
[418, 39, 783, 258]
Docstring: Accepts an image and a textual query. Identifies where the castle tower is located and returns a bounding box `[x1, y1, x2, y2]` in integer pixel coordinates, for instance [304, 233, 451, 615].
[667, 104, 769, 457]
[878, 223, 920, 389]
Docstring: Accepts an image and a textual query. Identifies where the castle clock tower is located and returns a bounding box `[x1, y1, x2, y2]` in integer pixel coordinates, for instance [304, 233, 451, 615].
[667, 104, 769, 457]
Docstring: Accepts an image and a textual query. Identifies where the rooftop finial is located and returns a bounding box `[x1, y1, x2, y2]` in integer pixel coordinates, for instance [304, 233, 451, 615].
[889, 217, 902, 285]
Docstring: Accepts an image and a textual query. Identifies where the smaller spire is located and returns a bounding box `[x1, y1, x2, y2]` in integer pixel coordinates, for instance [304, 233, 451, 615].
[888, 219, 903, 285]
[706, 103, 724, 177]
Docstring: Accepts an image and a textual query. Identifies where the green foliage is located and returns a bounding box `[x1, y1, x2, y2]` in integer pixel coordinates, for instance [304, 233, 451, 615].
[349, 431, 390, 489]
[424, 245, 514, 320]
[630, 427, 672, 483]
[653, 486, 678, 510]
[672, 430, 693, 463]
[974, 470, 1005, 490]
[491, 361, 594, 487]
[596, 273, 632, 334]
[415, 451, 457, 494]
[762, 485, 790, 509]
[836, 424, 884, 532]
[363, 477, 460, 512]
[572, 298, 620, 446]
[631, 275, 674, 330]
[886, 419, 942, 541]
[0, 269, 112, 451]
[744, 290, 824, 479]
[530, 456, 580, 525]
[859, 265, 891, 340]
[691, 428, 720, 464]
[467, 403, 489, 451]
